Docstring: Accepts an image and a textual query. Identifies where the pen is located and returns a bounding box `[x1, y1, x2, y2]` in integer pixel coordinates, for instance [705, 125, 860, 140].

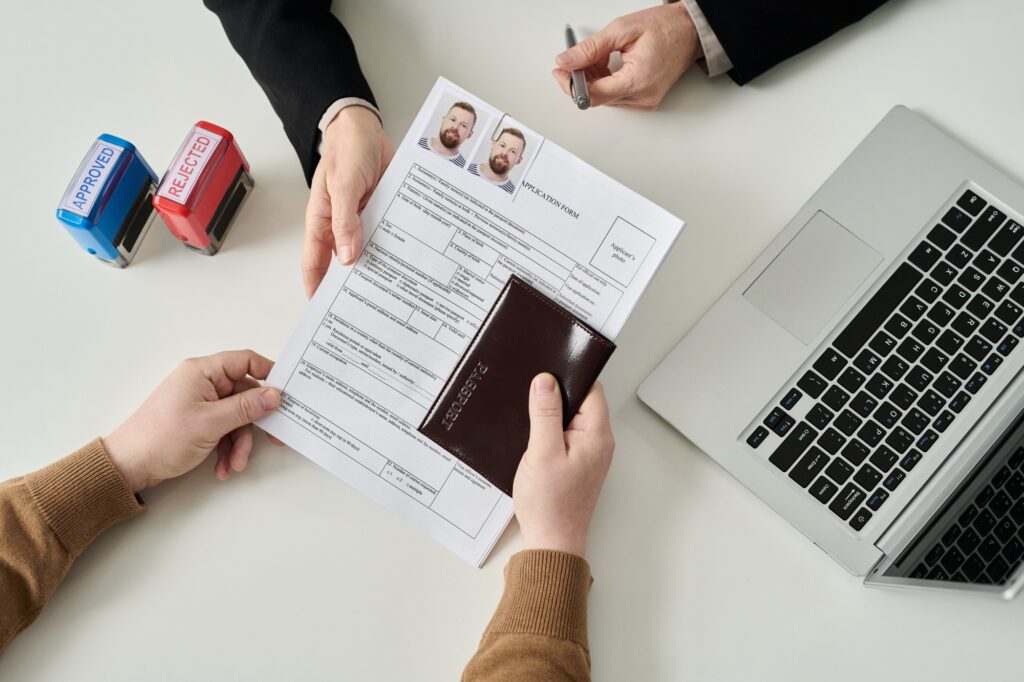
[564, 24, 591, 110]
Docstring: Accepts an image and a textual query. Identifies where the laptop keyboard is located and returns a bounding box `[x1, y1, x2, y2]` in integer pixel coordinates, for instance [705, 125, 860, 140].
[908, 446, 1024, 584]
[746, 189, 1024, 533]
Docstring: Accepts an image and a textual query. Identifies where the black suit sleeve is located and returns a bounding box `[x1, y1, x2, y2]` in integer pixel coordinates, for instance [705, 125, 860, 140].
[204, 0, 377, 185]
[696, 1, 890, 85]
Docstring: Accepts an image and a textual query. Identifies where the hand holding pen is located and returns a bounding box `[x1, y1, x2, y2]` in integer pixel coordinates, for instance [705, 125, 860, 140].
[555, 5, 702, 110]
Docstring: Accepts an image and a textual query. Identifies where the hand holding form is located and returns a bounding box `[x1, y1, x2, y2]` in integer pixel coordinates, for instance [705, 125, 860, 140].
[103, 350, 282, 492]
[514, 374, 615, 557]
[553, 3, 702, 111]
[303, 106, 395, 298]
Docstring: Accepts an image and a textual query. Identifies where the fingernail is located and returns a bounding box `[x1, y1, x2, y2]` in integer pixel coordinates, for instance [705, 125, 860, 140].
[260, 389, 280, 411]
[556, 51, 570, 66]
[534, 373, 556, 394]
[338, 243, 354, 264]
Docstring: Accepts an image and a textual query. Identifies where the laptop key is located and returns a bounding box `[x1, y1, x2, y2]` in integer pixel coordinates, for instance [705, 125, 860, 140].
[933, 410, 955, 432]
[1013, 283, 1024, 307]
[901, 408, 930, 435]
[942, 284, 970, 309]
[934, 373, 963, 399]
[998, 335, 1018, 356]
[936, 330, 965, 355]
[859, 421, 886, 448]
[957, 190, 986, 216]
[849, 508, 872, 531]
[991, 492, 1013, 519]
[975, 485, 995, 507]
[915, 279, 943, 303]
[1011, 447, 1024, 469]
[965, 336, 993, 361]
[943, 207, 972, 233]
[921, 348, 949, 373]
[987, 557, 1011, 584]
[829, 483, 866, 520]
[994, 518, 1016, 544]
[942, 525, 962, 546]
[821, 386, 849, 411]
[982, 277, 1010, 302]
[825, 458, 854, 485]
[909, 242, 942, 272]
[951, 312, 979, 337]
[927, 567, 950, 580]
[974, 250, 1001, 275]
[997, 259, 1024, 284]
[912, 320, 941, 345]
[995, 300, 1023, 325]
[940, 547, 967, 574]
[874, 402, 901, 429]
[899, 296, 928, 321]
[962, 554, 987, 581]
[881, 356, 909, 381]
[982, 354, 1003, 375]
[866, 488, 889, 510]
[967, 294, 995, 320]
[789, 447, 830, 488]
[833, 263, 922, 358]
[865, 374, 894, 399]
[781, 388, 802, 409]
[957, 527, 981, 553]
[806, 404, 834, 430]
[869, 331, 898, 357]
[841, 440, 869, 466]
[837, 367, 866, 393]
[747, 427, 770, 448]
[901, 450, 923, 471]
[1003, 538, 1024, 564]
[1011, 500, 1024, 525]
[896, 338, 926, 363]
[813, 349, 847, 380]
[870, 446, 899, 472]
[928, 224, 957, 249]
[850, 392, 878, 418]
[993, 466, 1012, 489]
[927, 301, 956, 326]
[925, 543, 945, 566]
[957, 267, 985, 292]
[947, 245, 973, 268]
[965, 373, 987, 394]
[852, 349, 881, 375]
[768, 423, 818, 471]
[1006, 473, 1024, 500]
[962, 207, 1005, 250]
[809, 477, 839, 504]
[905, 367, 933, 392]
[959, 505, 979, 527]
[885, 427, 914, 453]
[818, 428, 846, 455]
[853, 464, 883, 490]
[884, 314, 912, 339]
[974, 510, 998, 537]
[918, 390, 946, 416]
[916, 430, 938, 452]
[797, 370, 828, 398]
[950, 354, 977, 380]
[833, 410, 862, 437]
[990, 219, 1024, 254]
[883, 469, 906, 490]
[981, 318, 1009, 343]
[978, 535, 1001, 563]
[890, 384, 918, 410]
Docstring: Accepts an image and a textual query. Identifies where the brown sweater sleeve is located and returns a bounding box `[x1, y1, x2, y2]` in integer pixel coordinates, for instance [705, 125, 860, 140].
[463, 550, 593, 681]
[0, 439, 144, 652]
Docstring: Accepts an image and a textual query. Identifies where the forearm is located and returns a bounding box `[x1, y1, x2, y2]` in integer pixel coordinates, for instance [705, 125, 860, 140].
[463, 550, 593, 681]
[203, 0, 377, 183]
[0, 440, 143, 652]
[697, 0, 890, 84]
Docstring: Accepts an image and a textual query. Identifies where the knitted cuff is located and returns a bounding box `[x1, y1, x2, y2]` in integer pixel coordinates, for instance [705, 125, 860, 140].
[487, 550, 592, 648]
[25, 438, 144, 558]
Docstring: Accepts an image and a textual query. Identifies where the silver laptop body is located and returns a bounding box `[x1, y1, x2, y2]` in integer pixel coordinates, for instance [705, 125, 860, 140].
[639, 106, 1024, 598]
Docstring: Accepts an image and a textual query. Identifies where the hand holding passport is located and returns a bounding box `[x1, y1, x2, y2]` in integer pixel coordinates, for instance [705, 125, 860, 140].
[419, 275, 616, 497]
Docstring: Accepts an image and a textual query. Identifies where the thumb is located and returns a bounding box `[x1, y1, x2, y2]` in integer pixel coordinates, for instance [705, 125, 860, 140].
[205, 387, 281, 437]
[330, 183, 362, 265]
[556, 23, 628, 70]
[526, 373, 566, 457]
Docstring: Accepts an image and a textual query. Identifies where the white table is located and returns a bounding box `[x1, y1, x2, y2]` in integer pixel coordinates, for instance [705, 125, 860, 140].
[3, 1, 1023, 679]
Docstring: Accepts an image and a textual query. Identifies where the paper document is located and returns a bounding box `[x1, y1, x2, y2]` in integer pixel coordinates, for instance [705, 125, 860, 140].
[261, 78, 684, 566]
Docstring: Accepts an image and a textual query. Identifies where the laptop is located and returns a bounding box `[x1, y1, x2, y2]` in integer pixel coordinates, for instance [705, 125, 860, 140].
[638, 106, 1024, 598]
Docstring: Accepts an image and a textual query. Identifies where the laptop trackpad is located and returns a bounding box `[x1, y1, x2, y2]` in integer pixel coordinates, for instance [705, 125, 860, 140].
[743, 212, 883, 344]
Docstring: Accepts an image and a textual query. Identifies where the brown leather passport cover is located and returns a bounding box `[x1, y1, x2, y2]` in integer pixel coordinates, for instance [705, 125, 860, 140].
[418, 275, 615, 497]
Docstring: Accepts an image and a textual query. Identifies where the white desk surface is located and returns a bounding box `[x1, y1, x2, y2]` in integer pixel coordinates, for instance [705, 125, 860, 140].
[3, 1, 1023, 679]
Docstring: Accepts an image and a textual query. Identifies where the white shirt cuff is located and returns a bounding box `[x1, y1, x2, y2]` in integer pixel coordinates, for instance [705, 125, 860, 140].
[676, 0, 734, 77]
[316, 97, 383, 155]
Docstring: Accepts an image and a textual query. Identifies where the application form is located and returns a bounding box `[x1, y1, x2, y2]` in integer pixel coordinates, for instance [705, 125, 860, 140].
[260, 78, 684, 566]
